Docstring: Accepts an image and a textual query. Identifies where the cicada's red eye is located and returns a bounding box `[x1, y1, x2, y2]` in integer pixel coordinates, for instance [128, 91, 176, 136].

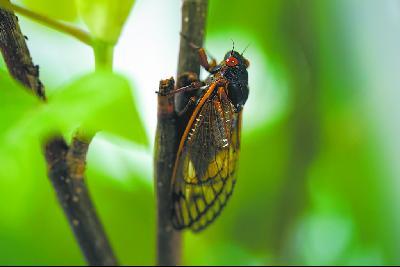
[225, 56, 238, 67]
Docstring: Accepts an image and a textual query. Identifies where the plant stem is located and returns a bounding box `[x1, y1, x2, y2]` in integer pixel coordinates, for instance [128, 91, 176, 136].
[94, 41, 114, 71]
[0, 1, 92, 45]
[0, 6, 118, 266]
[154, 0, 208, 266]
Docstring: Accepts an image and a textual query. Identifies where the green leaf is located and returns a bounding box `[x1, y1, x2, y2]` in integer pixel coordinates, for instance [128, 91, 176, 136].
[0, 72, 41, 139]
[75, 0, 135, 44]
[0, 70, 147, 150]
[45, 72, 148, 145]
[0, 72, 44, 184]
[22, 0, 78, 22]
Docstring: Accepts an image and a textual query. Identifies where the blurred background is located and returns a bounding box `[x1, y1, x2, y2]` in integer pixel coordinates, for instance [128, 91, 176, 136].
[0, 0, 400, 265]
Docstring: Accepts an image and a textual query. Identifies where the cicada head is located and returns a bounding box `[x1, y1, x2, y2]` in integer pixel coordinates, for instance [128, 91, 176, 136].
[222, 50, 249, 112]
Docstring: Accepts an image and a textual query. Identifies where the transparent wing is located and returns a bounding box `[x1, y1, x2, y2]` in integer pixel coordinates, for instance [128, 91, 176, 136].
[172, 88, 241, 232]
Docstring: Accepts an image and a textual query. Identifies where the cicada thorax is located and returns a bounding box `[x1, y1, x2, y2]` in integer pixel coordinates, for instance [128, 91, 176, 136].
[204, 51, 249, 112]
[221, 52, 249, 112]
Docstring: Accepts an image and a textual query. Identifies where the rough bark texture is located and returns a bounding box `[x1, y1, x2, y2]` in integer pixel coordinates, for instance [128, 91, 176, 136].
[154, 78, 181, 266]
[45, 136, 118, 266]
[0, 7, 118, 266]
[154, 0, 208, 265]
[175, 0, 208, 112]
[0, 8, 44, 98]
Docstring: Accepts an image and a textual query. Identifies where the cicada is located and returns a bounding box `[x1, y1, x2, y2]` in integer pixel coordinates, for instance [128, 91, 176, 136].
[168, 45, 249, 232]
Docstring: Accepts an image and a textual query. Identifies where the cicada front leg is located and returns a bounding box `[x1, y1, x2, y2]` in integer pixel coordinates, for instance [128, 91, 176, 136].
[155, 80, 205, 97]
[180, 32, 217, 73]
[197, 48, 217, 73]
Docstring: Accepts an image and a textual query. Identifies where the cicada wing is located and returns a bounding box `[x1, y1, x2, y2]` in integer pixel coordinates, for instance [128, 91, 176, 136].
[172, 88, 241, 232]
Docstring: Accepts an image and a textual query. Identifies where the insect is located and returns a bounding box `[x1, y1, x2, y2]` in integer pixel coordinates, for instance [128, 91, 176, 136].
[164, 43, 249, 232]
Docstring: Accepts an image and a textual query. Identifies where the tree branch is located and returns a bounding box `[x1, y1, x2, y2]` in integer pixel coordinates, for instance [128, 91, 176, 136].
[0, 7, 118, 266]
[45, 136, 118, 266]
[0, 8, 44, 99]
[154, 78, 181, 266]
[175, 0, 208, 112]
[154, 0, 208, 265]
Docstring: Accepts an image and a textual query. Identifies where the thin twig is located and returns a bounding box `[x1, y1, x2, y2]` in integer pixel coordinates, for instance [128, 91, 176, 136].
[154, 0, 208, 266]
[0, 7, 118, 266]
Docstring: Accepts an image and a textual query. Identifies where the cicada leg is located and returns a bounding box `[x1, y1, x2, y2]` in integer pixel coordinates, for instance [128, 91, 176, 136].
[177, 96, 198, 117]
[198, 48, 217, 73]
[155, 80, 206, 96]
[180, 32, 217, 73]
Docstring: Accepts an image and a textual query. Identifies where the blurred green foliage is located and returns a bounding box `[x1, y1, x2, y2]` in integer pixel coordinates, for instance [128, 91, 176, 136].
[195, 0, 399, 265]
[76, 0, 136, 44]
[21, 0, 77, 21]
[0, 0, 398, 265]
[0, 71, 146, 161]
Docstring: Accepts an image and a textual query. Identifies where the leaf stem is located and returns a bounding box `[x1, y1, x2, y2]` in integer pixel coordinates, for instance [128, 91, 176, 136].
[93, 41, 114, 71]
[0, 2, 92, 46]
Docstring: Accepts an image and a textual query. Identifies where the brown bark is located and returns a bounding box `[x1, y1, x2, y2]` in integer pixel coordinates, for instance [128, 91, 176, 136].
[154, 78, 181, 266]
[175, 0, 208, 112]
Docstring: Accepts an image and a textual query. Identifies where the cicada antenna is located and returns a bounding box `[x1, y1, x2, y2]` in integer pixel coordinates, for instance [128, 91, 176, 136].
[230, 39, 235, 54]
[241, 43, 251, 56]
